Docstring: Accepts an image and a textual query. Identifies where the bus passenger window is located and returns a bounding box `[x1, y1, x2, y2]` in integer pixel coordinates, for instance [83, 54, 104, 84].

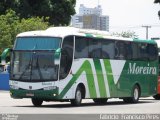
[147, 44, 158, 61]
[115, 41, 126, 60]
[134, 43, 147, 61]
[89, 39, 101, 58]
[75, 37, 89, 59]
[102, 40, 114, 59]
[125, 42, 133, 60]
[60, 36, 74, 79]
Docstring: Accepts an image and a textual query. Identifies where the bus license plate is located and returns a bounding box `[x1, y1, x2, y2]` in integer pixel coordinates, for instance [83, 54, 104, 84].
[26, 93, 34, 97]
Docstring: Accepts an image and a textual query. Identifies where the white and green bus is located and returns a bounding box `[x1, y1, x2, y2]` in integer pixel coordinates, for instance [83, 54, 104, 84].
[10, 27, 158, 106]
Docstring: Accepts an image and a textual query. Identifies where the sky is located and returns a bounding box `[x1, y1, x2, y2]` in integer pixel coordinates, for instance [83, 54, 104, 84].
[75, 0, 160, 39]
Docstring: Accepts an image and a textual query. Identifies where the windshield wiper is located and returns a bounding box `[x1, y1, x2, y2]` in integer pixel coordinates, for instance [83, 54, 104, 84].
[33, 55, 43, 80]
[19, 53, 33, 80]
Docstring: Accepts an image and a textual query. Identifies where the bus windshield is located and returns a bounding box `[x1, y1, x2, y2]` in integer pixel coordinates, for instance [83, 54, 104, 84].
[11, 37, 62, 82]
[11, 50, 59, 81]
[15, 37, 61, 50]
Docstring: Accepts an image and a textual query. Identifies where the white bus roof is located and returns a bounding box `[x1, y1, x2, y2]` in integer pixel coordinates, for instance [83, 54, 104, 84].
[16, 27, 131, 40]
[17, 27, 110, 37]
[16, 27, 156, 44]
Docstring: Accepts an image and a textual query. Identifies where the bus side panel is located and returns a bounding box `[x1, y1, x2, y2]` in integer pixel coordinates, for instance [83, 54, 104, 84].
[147, 61, 158, 96]
[115, 61, 132, 97]
[59, 59, 118, 99]
[158, 76, 160, 94]
[58, 59, 97, 99]
[58, 59, 158, 99]
[117, 61, 158, 97]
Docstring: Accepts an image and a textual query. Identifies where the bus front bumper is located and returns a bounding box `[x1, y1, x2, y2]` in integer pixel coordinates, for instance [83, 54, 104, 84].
[10, 88, 59, 100]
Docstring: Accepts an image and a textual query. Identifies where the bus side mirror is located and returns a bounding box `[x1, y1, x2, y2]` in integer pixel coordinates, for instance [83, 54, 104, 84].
[10, 48, 13, 52]
[1, 48, 12, 65]
[54, 48, 61, 65]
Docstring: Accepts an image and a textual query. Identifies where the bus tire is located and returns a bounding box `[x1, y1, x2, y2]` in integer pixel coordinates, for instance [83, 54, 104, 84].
[123, 85, 140, 103]
[71, 87, 82, 106]
[131, 85, 140, 103]
[31, 98, 43, 107]
[153, 94, 160, 100]
[93, 98, 108, 104]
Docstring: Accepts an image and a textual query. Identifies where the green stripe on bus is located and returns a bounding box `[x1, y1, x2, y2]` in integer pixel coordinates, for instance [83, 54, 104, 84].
[93, 59, 107, 97]
[85, 33, 93, 37]
[95, 35, 103, 38]
[103, 59, 117, 96]
[59, 60, 97, 99]
[133, 38, 156, 44]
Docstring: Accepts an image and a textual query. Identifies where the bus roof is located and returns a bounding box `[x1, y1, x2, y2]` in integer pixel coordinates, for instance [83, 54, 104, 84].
[16, 27, 111, 38]
[16, 27, 156, 44]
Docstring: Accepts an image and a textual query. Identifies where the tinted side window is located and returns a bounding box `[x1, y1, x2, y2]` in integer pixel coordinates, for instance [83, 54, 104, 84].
[89, 39, 101, 58]
[131, 43, 139, 60]
[130, 42, 148, 61]
[138, 43, 148, 60]
[102, 39, 115, 59]
[60, 36, 74, 79]
[130, 42, 157, 61]
[75, 37, 89, 58]
[147, 44, 158, 61]
[125, 42, 133, 60]
[115, 41, 127, 60]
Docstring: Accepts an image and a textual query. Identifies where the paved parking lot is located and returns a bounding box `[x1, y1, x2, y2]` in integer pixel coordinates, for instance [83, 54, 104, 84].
[0, 91, 160, 114]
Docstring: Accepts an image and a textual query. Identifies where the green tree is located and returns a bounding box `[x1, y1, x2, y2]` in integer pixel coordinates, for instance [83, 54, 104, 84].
[111, 31, 138, 38]
[16, 17, 49, 36]
[0, 10, 18, 51]
[154, 0, 160, 3]
[0, 0, 16, 14]
[0, 10, 49, 53]
[154, 0, 160, 18]
[0, 0, 76, 26]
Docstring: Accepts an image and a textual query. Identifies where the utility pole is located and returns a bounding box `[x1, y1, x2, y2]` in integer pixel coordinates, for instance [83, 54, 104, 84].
[98, 0, 100, 5]
[142, 25, 151, 39]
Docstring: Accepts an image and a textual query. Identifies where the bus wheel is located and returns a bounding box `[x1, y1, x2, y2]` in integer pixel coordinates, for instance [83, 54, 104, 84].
[93, 98, 108, 104]
[153, 94, 160, 100]
[131, 85, 140, 103]
[71, 87, 82, 106]
[123, 85, 140, 103]
[31, 98, 43, 107]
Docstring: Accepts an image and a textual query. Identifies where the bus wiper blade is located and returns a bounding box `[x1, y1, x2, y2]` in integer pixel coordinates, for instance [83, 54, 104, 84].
[18, 63, 31, 80]
[19, 53, 33, 80]
[36, 56, 43, 80]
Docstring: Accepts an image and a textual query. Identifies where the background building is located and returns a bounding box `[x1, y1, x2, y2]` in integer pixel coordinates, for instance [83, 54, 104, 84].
[71, 4, 109, 31]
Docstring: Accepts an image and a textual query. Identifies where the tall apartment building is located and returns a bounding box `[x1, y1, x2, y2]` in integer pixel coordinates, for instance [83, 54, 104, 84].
[71, 4, 109, 31]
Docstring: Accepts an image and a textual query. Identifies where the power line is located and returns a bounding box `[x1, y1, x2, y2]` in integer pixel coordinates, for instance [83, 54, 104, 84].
[110, 25, 160, 29]
[98, 0, 100, 6]
[109, 24, 160, 39]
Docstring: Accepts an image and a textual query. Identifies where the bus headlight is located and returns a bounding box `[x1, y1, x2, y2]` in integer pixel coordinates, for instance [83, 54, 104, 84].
[43, 86, 57, 90]
[10, 85, 19, 90]
[53, 94, 57, 96]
